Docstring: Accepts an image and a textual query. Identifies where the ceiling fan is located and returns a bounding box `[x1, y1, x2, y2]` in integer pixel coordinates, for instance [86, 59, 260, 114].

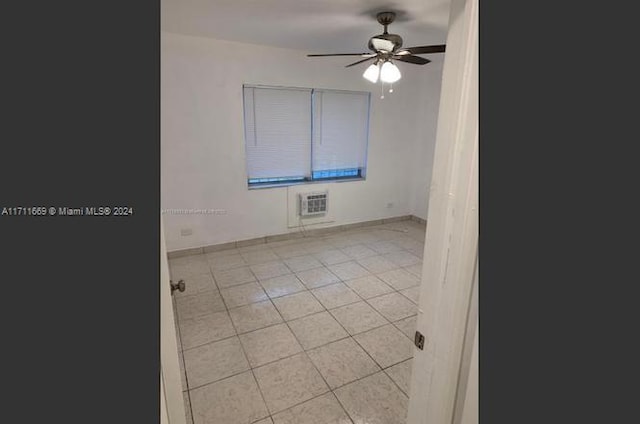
[307, 11, 445, 86]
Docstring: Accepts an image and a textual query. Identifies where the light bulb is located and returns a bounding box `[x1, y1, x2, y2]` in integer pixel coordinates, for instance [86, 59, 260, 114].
[363, 63, 380, 83]
[380, 61, 401, 83]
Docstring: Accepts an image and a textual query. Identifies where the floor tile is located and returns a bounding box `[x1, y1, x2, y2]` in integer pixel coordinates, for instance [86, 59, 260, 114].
[237, 243, 269, 253]
[347, 232, 378, 244]
[253, 353, 329, 414]
[241, 249, 280, 265]
[385, 359, 413, 396]
[345, 275, 395, 299]
[239, 323, 303, 367]
[327, 261, 371, 281]
[329, 301, 388, 335]
[311, 283, 361, 309]
[366, 292, 417, 322]
[407, 247, 424, 257]
[271, 392, 351, 424]
[176, 290, 226, 321]
[271, 244, 310, 259]
[313, 249, 351, 265]
[376, 268, 421, 290]
[179, 311, 236, 350]
[174, 307, 182, 346]
[404, 264, 423, 278]
[391, 238, 424, 252]
[307, 337, 380, 389]
[229, 300, 284, 334]
[399, 286, 421, 304]
[170, 257, 211, 279]
[272, 291, 325, 321]
[340, 244, 378, 260]
[300, 240, 334, 254]
[383, 250, 422, 267]
[179, 350, 187, 391]
[325, 235, 360, 249]
[205, 248, 241, 259]
[183, 337, 250, 388]
[283, 255, 323, 272]
[254, 418, 274, 424]
[353, 325, 414, 368]
[250, 261, 291, 280]
[169, 254, 208, 267]
[393, 315, 417, 340]
[220, 282, 268, 308]
[174, 273, 217, 298]
[189, 371, 269, 424]
[207, 253, 246, 271]
[334, 372, 408, 424]
[366, 240, 404, 254]
[259, 274, 307, 298]
[295, 267, 341, 289]
[288, 311, 348, 350]
[183, 392, 193, 424]
[356, 255, 400, 274]
[213, 266, 256, 288]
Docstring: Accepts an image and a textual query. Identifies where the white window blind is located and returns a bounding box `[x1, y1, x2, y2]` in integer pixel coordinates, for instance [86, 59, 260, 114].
[243, 85, 370, 186]
[312, 90, 370, 173]
[243, 86, 312, 180]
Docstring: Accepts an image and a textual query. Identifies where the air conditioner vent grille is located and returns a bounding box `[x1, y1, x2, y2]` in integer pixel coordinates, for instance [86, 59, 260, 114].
[299, 191, 328, 216]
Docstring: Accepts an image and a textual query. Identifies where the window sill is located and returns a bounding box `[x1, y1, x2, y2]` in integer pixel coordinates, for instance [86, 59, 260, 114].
[248, 177, 366, 190]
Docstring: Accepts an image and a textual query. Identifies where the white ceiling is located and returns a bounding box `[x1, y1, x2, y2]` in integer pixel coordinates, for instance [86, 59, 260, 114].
[161, 0, 451, 53]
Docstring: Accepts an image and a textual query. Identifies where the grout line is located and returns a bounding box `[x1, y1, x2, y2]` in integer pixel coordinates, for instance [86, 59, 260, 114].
[326, 390, 356, 424]
[382, 357, 414, 397]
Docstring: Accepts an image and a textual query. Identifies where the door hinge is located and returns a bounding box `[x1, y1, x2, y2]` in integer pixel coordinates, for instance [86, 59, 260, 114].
[414, 330, 425, 350]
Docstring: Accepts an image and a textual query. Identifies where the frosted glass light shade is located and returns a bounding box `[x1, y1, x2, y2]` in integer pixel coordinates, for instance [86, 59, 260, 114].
[363, 63, 380, 83]
[380, 61, 401, 83]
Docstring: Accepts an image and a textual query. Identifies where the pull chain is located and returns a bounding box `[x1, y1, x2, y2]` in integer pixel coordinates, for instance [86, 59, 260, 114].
[380, 82, 385, 99]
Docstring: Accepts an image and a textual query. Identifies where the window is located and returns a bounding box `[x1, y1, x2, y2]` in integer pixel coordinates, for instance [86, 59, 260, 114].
[243, 85, 370, 188]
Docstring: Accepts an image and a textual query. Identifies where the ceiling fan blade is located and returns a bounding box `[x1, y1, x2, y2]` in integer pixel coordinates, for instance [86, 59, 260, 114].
[345, 56, 376, 68]
[397, 44, 446, 55]
[393, 55, 432, 65]
[307, 53, 374, 57]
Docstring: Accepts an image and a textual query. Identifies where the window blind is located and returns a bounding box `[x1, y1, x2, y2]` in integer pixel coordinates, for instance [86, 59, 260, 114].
[312, 89, 370, 173]
[243, 86, 312, 180]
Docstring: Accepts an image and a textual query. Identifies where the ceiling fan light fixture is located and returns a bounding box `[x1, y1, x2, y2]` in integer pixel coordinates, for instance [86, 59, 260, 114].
[363, 62, 380, 83]
[380, 61, 401, 83]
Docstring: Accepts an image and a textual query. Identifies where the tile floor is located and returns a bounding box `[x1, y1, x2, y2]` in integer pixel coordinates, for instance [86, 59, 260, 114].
[170, 220, 425, 424]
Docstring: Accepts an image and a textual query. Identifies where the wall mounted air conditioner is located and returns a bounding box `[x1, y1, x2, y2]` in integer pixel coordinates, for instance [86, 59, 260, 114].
[299, 191, 328, 216]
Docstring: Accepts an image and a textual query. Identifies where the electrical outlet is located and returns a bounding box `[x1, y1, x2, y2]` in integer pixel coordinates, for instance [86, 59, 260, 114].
[180, 228, 193, 236]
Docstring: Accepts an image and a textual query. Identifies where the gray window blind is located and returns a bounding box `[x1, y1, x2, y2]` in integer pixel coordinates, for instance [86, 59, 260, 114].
[243, 86, 312, 179]
[312, 89, 370, 172]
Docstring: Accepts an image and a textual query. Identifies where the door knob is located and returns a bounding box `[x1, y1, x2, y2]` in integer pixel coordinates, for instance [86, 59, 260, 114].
[170, 279, 185, 294]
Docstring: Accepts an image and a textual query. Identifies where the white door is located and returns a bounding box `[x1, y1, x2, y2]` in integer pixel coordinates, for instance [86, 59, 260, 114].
[160, 217, 187, 424]
[406, 0, 479, 421]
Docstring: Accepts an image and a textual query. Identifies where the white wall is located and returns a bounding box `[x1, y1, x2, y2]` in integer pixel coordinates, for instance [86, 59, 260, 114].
[409, 62, 444, 220]
[161, 31, 442, 251]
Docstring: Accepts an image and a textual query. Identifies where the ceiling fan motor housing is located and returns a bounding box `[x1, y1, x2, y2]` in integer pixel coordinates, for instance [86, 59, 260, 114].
[368, 12, 403, 52]
[368, 33, 403, 52]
